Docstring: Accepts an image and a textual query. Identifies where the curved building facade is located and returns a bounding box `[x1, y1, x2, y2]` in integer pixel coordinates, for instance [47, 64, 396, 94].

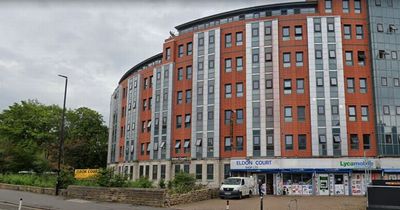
[108, 0, 400, 196]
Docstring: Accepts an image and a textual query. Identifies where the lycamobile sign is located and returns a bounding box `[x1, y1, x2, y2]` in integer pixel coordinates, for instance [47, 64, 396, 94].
[339, 160, 374, 168]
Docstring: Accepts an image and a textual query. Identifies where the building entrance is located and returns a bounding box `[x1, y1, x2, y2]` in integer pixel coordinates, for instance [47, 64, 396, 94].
[255, 173, 274, 195]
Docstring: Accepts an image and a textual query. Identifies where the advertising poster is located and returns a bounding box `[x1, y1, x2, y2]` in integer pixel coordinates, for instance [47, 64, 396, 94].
[318, 174, 329, 195]
[351, 174, 363, 195]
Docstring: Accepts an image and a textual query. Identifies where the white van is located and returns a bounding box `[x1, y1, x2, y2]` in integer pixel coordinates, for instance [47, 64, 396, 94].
[219, 177, 255, 199]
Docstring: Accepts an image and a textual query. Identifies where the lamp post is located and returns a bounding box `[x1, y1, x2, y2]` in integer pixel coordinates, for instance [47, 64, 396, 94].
[56, 74, 68, 196]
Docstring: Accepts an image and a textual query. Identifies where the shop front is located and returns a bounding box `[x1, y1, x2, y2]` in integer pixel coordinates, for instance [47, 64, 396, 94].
[229, 158, 400, 196]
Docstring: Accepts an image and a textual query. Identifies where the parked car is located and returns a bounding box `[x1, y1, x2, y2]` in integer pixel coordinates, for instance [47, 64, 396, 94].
[219, 177, 255, 199]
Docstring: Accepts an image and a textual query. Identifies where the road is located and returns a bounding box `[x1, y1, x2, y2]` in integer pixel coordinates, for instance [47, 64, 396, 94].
[0, 189, 176, 210]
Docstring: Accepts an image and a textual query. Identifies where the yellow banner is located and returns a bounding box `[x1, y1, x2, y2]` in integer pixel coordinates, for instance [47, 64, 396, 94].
[74, 169, 99, 179]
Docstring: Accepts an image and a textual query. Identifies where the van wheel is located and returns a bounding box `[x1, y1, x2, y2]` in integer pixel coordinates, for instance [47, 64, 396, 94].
[249, 190, 252, 198]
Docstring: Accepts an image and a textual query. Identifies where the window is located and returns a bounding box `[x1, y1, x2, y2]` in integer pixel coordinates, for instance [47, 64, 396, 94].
[195, 164, 202, 180]
[184, 114, 191, 128]
[328, 23, 334, 32]
[375, 0, 381, 6]
[283, 53, 291, 67]
[198, 36, 204, 47]
[385, 134, 392, 144]
[347, 78, 355, 93]
[383, 106, 390, 115]
[282, 26, 290, 40]
[225, 33, 232, 48]
[186, 89, 192, 103]
[178, 45, 184, 58]
[382, 77, 387, 86]
[208, 59, 214, 69]
[207, 164, 214, 180]
[266, 79, 273, 89]
[253, 79, 260, 90]
[207, 138, 213, 155]
[343, 25, 351, 39]
[345, 51, 353, 66]
[208, 110, 214, 120]
[318, 105, 325, 115]
[187, 42, 193, 55]
[236, 57, 243, 71]
[177, 68, 183, 80]
[183, 164, 189, 174]
[266, 107, 273, 116]
[358, 51, 366, 66]
[225, 110, 232, 125]
[354, 0, 361, 13]
[166, 47, 171, 60]
[315, 50, 323, 59]
[236, 109, 244, 124]
[396, 106, 400, 115]
[284, 106, 292, 122]
[186, 66, 192, 80]
[253, 107, 260, 117]
[152, 165, 158, 180]
[348, 106, 356, 121]
[361, 106, 369, 121]
[236, 83, 243, 97]
[377, 23, 384, 32]
[252, 52, 259, 63]
[184, 139, 190, 153]
[298, 135, 307, 150]
[363, 134, 370, 150]
[295, 52, 304, 67]
[156, 72, 161, 80]
[225, 58, 232, 72]
[143, 99, 147, 110]
[314, 23, 321, 32]
[329, 50, 336, 59]
[177, 91, 183, 104]
[197, 112, 203, 121]
[144, 78, 148, 89]
[252, 27, 259, 37]
[175, 140, 181, 154]
[253, 136, 260, 154]
[350, 134, 359, 150]
[225, 84, 232, 98]
[325, 0, 332, 12]
[265, 52, 272, 62]
[236, 32, 243, 46]
[295, 26, 302, 39]
[330, 77, 338, 86]
[176, 115, 182, 128]
[298, 106, 305, 122]
[333, 135, 341, 143]
[284, 79, 292, 94]
[395, 78, 400, 87]
[296, 79, 304, 94]
[224, 137, 232, 151]
[141, 143, 145, 155]
[209, 34, 214, 44]
[389, 24, 397, 33]
[360, 78, 367, 93]
[317, 77, 324, 87]
[356, 25, 363, 39]
[236, 136, 243, 151]
[285, 135, 293, 150]
[319, 135, 326, 143]
[343, 0, 349, 13]
[392, 51, 398, 60]
[265, 26, 271, 35]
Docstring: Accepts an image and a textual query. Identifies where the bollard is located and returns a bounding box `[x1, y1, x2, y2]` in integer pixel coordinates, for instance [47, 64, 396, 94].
[226, 200, 230, 210]
[260, 196, 263, 210]
[18, 198, 22, 210]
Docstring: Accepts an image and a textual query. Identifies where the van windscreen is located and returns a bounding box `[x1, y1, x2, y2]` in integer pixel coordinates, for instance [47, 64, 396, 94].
[224, 178, 241, 185]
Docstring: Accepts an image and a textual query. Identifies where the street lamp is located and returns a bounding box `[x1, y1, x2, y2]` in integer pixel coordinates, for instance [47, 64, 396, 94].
[56, 74, 68, 196]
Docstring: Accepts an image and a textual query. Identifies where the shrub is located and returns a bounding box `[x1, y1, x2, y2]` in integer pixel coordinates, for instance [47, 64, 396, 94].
[170, 172, 197, 194]
[128, 177, 153, 188]
[159, 178, 166, 189]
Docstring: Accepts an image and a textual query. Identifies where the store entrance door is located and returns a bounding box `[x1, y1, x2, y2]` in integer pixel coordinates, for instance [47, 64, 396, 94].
[256, 174, 274, 195]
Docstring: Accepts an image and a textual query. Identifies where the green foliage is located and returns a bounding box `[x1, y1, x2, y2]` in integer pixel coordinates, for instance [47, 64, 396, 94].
[169, 172, 198, 194]
[0, 100, 108, 173]
[95, 168, 130, 187]
[159, 178, 166, 189]
[59, 170, 75, 189]
[128, 177, 153, 188]
[0, 174, 56, 188]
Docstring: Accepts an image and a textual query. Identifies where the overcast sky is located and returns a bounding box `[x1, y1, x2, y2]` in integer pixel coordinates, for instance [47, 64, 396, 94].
[0, 0, 300, 124]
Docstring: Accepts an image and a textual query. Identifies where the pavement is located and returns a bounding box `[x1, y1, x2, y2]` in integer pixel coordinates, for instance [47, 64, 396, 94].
[174, 195, 367, 210]
[0, 189, 176, 210]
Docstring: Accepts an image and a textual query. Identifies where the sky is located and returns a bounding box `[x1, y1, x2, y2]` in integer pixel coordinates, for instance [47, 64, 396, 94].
[0, 0, 301, 124]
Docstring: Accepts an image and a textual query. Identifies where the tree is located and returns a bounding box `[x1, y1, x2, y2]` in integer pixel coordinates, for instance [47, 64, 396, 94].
[0, 100, 108, 173]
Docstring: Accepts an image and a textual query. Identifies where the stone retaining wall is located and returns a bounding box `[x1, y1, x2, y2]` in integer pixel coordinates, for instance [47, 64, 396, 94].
[166, 188, 219, 206]
[66, 185, 167, 207]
